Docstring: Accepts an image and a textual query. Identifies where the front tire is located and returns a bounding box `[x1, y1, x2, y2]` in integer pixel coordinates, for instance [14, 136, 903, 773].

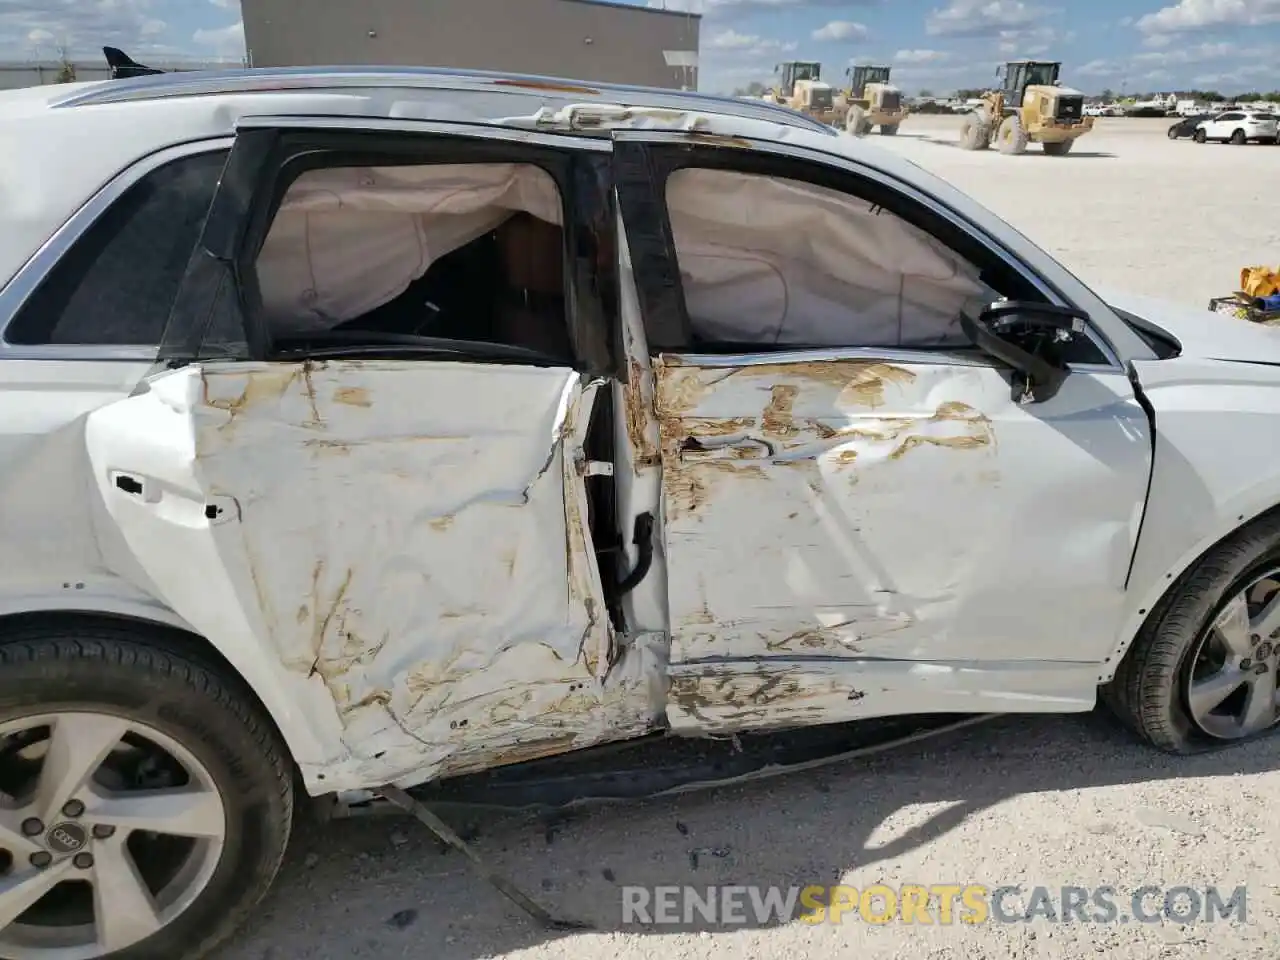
[1167, 125, 1180, 139]
[0, 623, 294, 959]
[1104, 515, 1280, 753]
[997, 114, 1029, 154]
[845, 105, 869, 136]
[1194, 128, 1207, 143]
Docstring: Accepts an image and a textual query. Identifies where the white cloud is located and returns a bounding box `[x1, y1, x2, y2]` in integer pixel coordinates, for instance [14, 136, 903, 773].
[0, 0, 174, 58]
[925, 0, 1052, 36]
[708, 28, 760, 48]
[192, 20, 245, 58]
[894, 48, 949, 63]
[1077, 59, 1121, 76]
[1136, 0, 1280, 33]
[1193, 60, 1280, 85]
[648, 0, 878, 11]
[706, 28, 796, 55]
[812, 20, 868, 41]
[1002, 41, 1051, 54]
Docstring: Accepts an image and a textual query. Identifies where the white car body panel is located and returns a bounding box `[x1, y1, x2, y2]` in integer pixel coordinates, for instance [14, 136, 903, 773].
[1097, 289, 1280, 670]
[1197, 112, 1277, 140]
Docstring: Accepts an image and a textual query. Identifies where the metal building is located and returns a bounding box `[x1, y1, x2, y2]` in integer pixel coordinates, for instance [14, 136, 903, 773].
[241, 0, 701, 89]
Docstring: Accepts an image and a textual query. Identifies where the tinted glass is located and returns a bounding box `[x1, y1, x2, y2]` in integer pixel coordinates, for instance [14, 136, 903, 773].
[4, 150, 229, 347]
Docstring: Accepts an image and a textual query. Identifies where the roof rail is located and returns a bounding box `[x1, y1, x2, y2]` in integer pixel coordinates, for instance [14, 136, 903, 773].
[50, 64, 836, 135]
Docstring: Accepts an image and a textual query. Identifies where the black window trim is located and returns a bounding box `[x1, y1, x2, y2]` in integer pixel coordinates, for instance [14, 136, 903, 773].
[167, 122, 620, 377]
[614, 136, 1123, 370]
[0, 137, 235, 362]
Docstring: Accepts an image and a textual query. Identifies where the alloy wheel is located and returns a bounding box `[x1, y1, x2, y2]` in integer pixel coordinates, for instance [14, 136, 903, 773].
[0, 712, 226, 959]
[1186, 571, 1280, 740]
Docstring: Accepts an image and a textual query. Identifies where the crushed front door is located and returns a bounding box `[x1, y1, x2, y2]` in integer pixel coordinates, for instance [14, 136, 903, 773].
[653, 353, 1151, 734]
[84, 358, 637, 783]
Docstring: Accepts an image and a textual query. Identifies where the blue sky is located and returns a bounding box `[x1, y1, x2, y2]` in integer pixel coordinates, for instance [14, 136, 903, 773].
[2, 0, 1278, 94]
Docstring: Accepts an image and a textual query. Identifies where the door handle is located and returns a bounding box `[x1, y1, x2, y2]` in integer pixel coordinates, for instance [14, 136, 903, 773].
[113, 473, 145, 497]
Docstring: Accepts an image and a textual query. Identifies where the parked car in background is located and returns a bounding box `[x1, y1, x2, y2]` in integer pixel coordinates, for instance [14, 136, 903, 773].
[1194, 110, 1279, 144]
[1168, 113, 1214, 139]
[10, 64, 1280, 959]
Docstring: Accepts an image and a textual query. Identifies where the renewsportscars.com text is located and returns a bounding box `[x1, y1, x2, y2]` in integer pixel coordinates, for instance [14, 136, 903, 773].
[620, 883, 1248, 926]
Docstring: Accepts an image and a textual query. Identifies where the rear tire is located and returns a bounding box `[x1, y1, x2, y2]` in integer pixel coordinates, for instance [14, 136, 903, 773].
[1042, 139, 1074, 156]
[1194, 128, 1207, 143]
[878, 124, 899, 136]
[1231, 128, 1247, 144]
[0, 623, 294, 959]
[1103, 514, 1280, 753]
[997, 114, 1029, 154]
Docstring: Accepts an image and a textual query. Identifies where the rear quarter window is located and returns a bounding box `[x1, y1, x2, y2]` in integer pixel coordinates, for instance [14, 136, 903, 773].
[3, 149, 229, 347]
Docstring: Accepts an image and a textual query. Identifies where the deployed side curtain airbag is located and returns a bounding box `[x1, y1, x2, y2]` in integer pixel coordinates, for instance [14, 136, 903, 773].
[665, 168, 992, 347]
[256, 163, 562, 334]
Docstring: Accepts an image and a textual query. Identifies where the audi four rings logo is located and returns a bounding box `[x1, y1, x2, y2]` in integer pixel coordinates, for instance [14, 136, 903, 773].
[47, 822, 88, 854]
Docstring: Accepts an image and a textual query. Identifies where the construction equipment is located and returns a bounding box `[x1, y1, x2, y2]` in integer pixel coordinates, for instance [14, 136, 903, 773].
[761, 61, 838, 123]
[958, 60, 1093, 155]
[840, 65, 909, 136]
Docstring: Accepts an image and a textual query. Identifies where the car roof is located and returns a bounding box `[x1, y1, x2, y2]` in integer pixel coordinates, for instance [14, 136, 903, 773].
[47, 64, 834, 131]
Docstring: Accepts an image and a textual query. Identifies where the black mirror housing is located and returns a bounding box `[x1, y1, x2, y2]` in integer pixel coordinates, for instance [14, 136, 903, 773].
[961, 300, 1091, 404]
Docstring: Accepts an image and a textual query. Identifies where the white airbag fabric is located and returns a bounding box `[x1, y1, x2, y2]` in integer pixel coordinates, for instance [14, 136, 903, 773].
[256, 163, 562, 334]
[666, 168, 989, 347]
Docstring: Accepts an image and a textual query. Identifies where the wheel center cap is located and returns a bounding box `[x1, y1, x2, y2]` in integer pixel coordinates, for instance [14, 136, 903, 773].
[1257, 641, 1275, 660]
[46, 821, 88, 855]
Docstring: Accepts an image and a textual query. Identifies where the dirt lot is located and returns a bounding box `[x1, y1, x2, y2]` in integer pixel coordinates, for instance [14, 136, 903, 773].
[872, 114, 1279, 310]
[220, 117, 1280, 960]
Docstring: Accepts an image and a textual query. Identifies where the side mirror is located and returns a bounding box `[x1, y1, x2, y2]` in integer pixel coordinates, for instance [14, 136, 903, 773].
[960, 301, 1090, 404]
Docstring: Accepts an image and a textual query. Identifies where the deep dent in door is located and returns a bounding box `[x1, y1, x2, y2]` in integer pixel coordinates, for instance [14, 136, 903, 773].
[89, 360, 663, 786]
[648, 353, 1144, 734]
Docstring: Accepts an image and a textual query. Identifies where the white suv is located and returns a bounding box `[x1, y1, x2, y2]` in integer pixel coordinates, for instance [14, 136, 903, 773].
[7, 65, 1280, 958]
[1194, 109, 1279, 144]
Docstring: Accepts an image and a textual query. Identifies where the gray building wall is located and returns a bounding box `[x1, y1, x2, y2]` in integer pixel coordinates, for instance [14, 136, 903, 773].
[242, 0, 700, 89]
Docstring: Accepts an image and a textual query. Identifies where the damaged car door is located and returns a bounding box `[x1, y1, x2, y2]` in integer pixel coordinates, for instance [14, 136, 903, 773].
[82, 121, 648, 786]
[613, 134, 1154, 734]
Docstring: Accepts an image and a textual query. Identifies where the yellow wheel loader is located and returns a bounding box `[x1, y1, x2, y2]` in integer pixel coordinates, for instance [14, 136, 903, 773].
[839, 65, 909, 136]
[958, 60, 1094, 155]
[761, 61, 838, 124]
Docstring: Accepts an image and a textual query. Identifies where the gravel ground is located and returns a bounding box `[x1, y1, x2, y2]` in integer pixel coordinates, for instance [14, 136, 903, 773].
[870, 114, 1279, 310]
[219, 116, 1280, 960]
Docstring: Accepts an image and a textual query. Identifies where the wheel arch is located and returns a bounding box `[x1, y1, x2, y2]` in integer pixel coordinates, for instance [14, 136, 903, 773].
[1103, 498, 1280, 682]
[0, 605, 336, 785]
